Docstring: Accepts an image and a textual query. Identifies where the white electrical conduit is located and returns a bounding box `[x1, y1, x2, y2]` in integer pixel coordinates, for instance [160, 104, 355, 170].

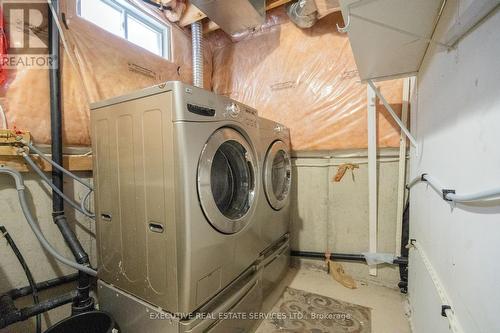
[410, 241, 464, 333]
[0, 167, 97, 276]
[407, 174, 500, 203]
[21, 153, 95, 219]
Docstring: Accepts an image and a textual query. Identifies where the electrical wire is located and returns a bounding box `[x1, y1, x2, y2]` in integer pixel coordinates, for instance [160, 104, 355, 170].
[21, 154, 95, 219]
[0, 167, 97, 276]
[0, 226, 41, 333]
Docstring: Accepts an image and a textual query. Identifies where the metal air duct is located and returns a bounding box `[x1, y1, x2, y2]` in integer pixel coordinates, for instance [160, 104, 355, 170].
[191, 21, 203, 88]
[190, 0, 266, 35]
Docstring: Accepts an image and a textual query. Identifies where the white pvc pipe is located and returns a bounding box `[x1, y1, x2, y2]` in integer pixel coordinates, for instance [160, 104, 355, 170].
[367, 80, 418, 148]
[406, 175, 421, 189]
[419, 174, 444, 197]
[447, 187, 500, 202]
[367, 85, 378, 276]
[411, 241, 464, 333]
[407, 174, 500, 203]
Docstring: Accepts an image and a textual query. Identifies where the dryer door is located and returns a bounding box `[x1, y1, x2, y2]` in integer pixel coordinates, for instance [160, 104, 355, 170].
[198, 127, 257, 234]
[264, 140, 291, 210]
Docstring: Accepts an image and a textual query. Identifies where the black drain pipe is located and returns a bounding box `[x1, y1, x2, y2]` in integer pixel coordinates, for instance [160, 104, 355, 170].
[0, 291, 77, 329]
[398, 202, 410, 293]
[290, 251, 408, 266]
[7, 273, 79, 300]
[49, 0, 94, 314]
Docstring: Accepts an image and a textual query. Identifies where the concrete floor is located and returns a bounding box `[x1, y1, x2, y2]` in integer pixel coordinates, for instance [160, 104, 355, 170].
[258, 265, 411, 333]
[2, 264, 410, 333]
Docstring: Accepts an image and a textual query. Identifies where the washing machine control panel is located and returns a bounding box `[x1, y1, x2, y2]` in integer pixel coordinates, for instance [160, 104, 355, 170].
[187, 103, 216, 117]
[272, 123, 289, 139]
[226, 102, 240, 117]
[223, 102, 257, 128]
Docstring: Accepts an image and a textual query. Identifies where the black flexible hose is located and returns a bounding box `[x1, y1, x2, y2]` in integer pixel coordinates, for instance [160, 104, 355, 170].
[0, 226, 41, 333]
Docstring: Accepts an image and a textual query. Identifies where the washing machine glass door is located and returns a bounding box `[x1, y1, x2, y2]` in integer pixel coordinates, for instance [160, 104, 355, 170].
[198, 127, 257, 234]
[264, 140, 291, 210]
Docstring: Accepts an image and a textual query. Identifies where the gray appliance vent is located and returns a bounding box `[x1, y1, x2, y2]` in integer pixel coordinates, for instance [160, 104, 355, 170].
[190, 0, 266, 35]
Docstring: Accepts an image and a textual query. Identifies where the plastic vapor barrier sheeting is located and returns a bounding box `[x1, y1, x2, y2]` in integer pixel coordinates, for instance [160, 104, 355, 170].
[1, 0, 210, 146]
[209, 7, 405, 150]
[1, 3, 404, 151]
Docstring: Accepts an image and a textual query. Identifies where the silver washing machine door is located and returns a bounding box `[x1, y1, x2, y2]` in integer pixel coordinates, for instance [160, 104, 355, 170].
[198, 127, 257, 234]
[264, 140, 291, 210]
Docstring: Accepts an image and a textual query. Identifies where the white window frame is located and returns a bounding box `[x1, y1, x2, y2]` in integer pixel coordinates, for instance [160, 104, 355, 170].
[77, 0, 171, 60]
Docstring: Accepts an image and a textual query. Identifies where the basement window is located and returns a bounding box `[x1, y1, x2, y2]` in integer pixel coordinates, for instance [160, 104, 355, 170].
[77, 0, 171, 59]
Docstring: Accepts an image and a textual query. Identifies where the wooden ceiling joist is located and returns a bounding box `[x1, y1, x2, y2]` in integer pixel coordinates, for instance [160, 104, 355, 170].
[179, 3, 207, 27]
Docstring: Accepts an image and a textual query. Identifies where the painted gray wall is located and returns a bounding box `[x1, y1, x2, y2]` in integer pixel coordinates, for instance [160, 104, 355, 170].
[409, 2, 500, 332]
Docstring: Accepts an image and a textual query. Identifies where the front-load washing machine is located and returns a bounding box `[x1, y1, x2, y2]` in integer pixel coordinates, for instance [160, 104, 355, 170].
[90, 81, 262, 315]
[256, 117, 292, 253]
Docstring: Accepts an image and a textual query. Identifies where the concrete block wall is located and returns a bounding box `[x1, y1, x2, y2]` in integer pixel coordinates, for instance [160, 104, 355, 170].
[290, 148, 406, 287]
[0, 172, 95, 332]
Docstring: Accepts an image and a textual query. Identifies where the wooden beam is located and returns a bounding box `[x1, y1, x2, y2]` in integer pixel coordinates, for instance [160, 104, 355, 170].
[203, 20, 220, 34]
[0, 155, 93, 172]
[179, 3, 206, 27]
[266, 0, 292, 10]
